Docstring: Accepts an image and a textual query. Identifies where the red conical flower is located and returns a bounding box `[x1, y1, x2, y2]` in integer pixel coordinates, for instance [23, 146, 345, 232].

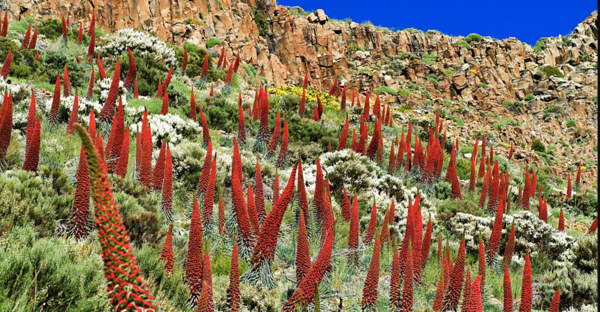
[21, 25, 32, 50]
[478, 237, 486, 294]
[462, 271, 472, 312]
[160, 91, 169, 115]
[508, 142, 514, 160]
[97, 53, 106, 80]
[503, 221, 516, 267]
[576, 165, 581, 188]
[162, 67, 172, 95]
[161, 223, 174, 273]
[22, 116, 41, 173]
[199, 52, 209, 78]
[487, 203, 504, 265]
[100, 59, 120, 122]
[161, 147, 173, 220]
[589, 216, 597, 233]
[467, 275, 484, 312]
[246, 180, 260, 233]
[503, 265, 513, 312]
[364, 199, 378, 244]
[217, 45, 225, 68]
[469, 156, 477, 192]
[105, 99, 125, 173]
[63, 64, 71, 96]
[296, 209, 311, 285]
[86, 27, 95, 61]
[68, 145, 90, 239]
[139, 124, 154, 190]
[349, 192, 360, 264]
[156, 81, 163, 99]
[398, 241, 414, 312]
[373, 93, 381, 118]
[487, 161, 500, 213]
[151, 141, 167, 191]
[61, 16, 68, 40]
[338, 117, 349, 151]
[519, 251, 532, 312]
[276, 120, 289, 168]
[71, 124, 158, 310]
[310, 104, 320, 121]
[197, 139, 213, 196]
[548, 288, 560, 312]
[199, 107, 210, 148]
[432, 273, 445, 311]
[124, 49, 137, 90]
[390, 243, 401, 309]
[479, 168, 491, 209]
[567, 174, 572, 198]
[442, 233, 466, 311]
[388, 144, 396, 175]
[365, 118, 382, 160]
[231, 138, 256, 257]
[115, 129, 130, 178]
[28, 28, 38, 50]
[198, 253, 213, 312]
[25, 93, 36, 148]
[227, 242, 240, 311]
[66, 94, 79, 135]
[341, 187, 351, 221]
[362, 229, 381, 310]
[296, 162, 309, 219]
[254, 160, 267, 223]
[523, 167, 531, 210]
[49, 76, 61, 124]
[225, 60, 234, 85]
[77, 24, 82, 45]
[187, 194, 204, 306]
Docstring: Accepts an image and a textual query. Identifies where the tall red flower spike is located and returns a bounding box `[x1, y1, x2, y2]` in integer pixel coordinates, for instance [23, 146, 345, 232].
[461, 270, 472, 312]
[478, 236, 486, 295]
[310, 104, 320, 121]
[115, 129, 130, 178]
[296, 209, 311, 285]
[49, 76, 61, 124]
[267, 111, 281, 156]
[365, 118, 382, 160]
[589, 216, 598, 233]
[21, 25, 32, 50]
[412, 199, 423, 281]
[349, 129, 358, 151]
[373, 93, 381, 118]
[24, 93, 37, 149]
[86, 27, 96, 61]
[282, 228, 334, 312]
[276, 120, 289, 168]
[96, 55, 108, 82]
[61, 16, 68, 40]
[186, 196, 204, 307]
[432, 272, 445, 311]
[225, 60, 234, 85]
[251, 160, 267, 223]
[469, 157, 477, 192]
[68, 144, 90, 239]
[188, 89, 197, 122]
[576, 165, 582, 188]
[246, 180, 260, 233]
[237, 94, 245, 145]
[479, 168, 491, 209]
[182, 45, 188, 75]
[160, 91, 169, 115]
[362, 228, 381, 311]
[364, 199, 378, 245]
[201, 52, 209, 78]
[66, 94, 79, 135]
[100, 59, 120, 122]
[22, 116, 41, 173]
[348, 191, 360, 264]
[503, 265, 513, 312]
[400, 200, 414, 281]
[106, 99, 125, 173]
[197, 252, 214, 312]
[28, 27, 38, 50]
[566, 174, 572, 198]
[503, 221, 516, 267]
[217, 45, 225, 68]
[199, 107, 210, 148]
[202, 156, 217, 229]
[162, 67, 172, 95]
[362, 91, 370, 120]
[467, 275, 484, 312]
[0, 13, 6, 37]
[337, 117, 349, 151]
[161, 223, 174, 274]
[388, 144, 396, 175]
[156, 81, 163, 99]
[523, 167, 531, 210]
[442, 233, 466, 311]
[85, 68, 95, 99]
[519, 251, 532, 312]
[124, 49, 137, 90]
[487, 161, 500, 213]
[152, 141, 167, 191]
[246, 165, 298, 288]
[548, 288, 560, 312]
[487, 203, 504, 265]
[389, 242, 401, 309]
[233, 52, 241, 73]
[197, 139, 213, 196]
[161, 147, 173, 220]
[135, 133, 141, 173]
[139, 124, 154, 190]
[227, 242, 240, 312]
[399, 241, 414, 312]
[63, 64, 71, 96]
[355, 122, 367, 154]
[303, 72, 309, 89]
[72, 124, 158, 310]
[340, 187, 351, 222]
[231, 138, 256, 258]
[296, 162, 309, 220]
[340, 85, 347, 110]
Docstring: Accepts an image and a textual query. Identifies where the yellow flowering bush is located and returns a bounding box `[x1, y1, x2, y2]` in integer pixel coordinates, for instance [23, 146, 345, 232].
[268, 85, 340, 111]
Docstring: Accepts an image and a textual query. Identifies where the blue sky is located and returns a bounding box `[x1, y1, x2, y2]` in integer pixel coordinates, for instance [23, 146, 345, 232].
[278, 0, 597, 45]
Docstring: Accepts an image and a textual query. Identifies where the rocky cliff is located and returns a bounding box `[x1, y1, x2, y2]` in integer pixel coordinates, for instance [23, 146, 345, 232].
[6, 0, 598, 184]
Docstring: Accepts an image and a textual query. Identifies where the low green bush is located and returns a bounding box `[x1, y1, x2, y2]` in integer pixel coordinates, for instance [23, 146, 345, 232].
[436, 198, 482, 221]
[539, 66, 564, 78]
[479, 83, 488, 88]
[532, 139, 546, 153]
[465, 33, 483, 43]
[567, 120, 576, 128]
[375, 86, 396, 96]
[525, 94, 535, 100]
[456, 40, 471, 50]
[206, 37, 221, 49]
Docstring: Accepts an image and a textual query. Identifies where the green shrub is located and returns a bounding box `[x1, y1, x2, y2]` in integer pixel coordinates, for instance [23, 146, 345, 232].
[359, 68, 373, 75]
[206, 37, 221, 49]
[436, 198, 482, 221]
[593, 95, 597, 104]
[456, 40, 471, 50]
[44, 50, 90, 89]
[120, 52, 167, 97]
[398, 52, 418, 61]
[397, 89, 411, 96]
[447, 115, 464, 126]
[429, 78, 439, 86]
[37, 18, 65, 40]
[433, 182, 452, 200]
[544, 104, 563, 114]
[479, 83, 488, 88]
[422, 54, 439, 61]
[403, 28, 423, 34]
[444, 69, 454, 75]
[421, 58, 437, 66]
[532, 139, 546, 153]
[525, 94, 535, 100]
[375, 86, 396, 96]
[172, 44, 215, 79]
[0, 37, 47, 81]
[426, 29, 442, 36]
[533, 37, 548, 52]
[539, 66, 564, 78]
[567, 120, 576, 128]
[252, 7, 269, 37]
[465, 33, 483, 43]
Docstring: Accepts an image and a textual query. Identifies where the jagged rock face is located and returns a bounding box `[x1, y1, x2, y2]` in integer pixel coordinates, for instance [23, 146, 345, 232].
[6, 1, 598, 184]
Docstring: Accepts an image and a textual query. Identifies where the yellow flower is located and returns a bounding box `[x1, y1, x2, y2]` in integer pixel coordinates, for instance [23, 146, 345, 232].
[268, 85, 341, 111]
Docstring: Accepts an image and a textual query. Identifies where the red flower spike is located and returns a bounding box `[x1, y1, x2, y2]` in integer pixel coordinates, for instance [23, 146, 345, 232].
[576, 165, 581, 188]
[503, 266, 513, 312]
[77, 24, 82, 45]
[135, 133, 141, 173]
[461, 271, 472, 312]
[253, 160, 267, 223]
[0, 95, 13, 157]
[97, 53, 106, 79]
[25, 92, 36, 149]
[412, 201, 423, 282]
[160, 91, 169, 115]
[442, 233, 466, 312]
[377, 135, 384, 165]
[246, 180, 260, 233]
[503, 221, 516, 267]
[276, 120, 289, 168]
[398, 241, 414, 312]
[567, 174, 572, 198]
[296, 209, 311, 285]
[88, 110, 96, 143]
[508, 142, 514, 160]
[348, 192, 360, 264]
[66, 94, 79, 135]
[86, 68, 95, 99]
[467, 275, 484, 312]
[63, 64, 71, 96]
[227, 242, 240, 311]
[479, 168, 491, 209]
[432, 272, 445, 311]
[124, 49, 137, 90]
[523, 167, 531, 210]
[199, 106, 210, 148]
[225, 60, 234, 85]
[340, 85, 347, 110]
[337, 117, 350, 151]
[68, 145, 90, 239]
[340, 187, 352, 222]
[152, 141, 167, 190]
[365, 118, 382, 160]
[400, 199, 414, 281]
[61, 16, 68, 40]
[388, 144, 396, 175]
[231, 138, 256, 256]
[186, 194, 204, 306]
[548, 288, 560, 312]
[303, 72, 308, 89]
[362, 229, 381, 310]
[296, 162, 309, 219]
[21, 25, 32, 50]
[588, 216, 597, 233]
[469, 157, 477, 192]
[162, 67, 172, 95]
[182, 46, 188, 75]
[217, 45, 225, 68]
[0, 13, 6, 37]
[317, 93, 323, 118]
[197, 139, 213, 196]
[88, 11, 96, 35]
[373, 93, 381, 118]
[209, 84, 214, 97]
[161, 147, 173, 220]
[27, 27, 39, 51]
[22, 116, 41, 173]
[487, 161, 500, 213]
[71, 124, 158, 310]
[328, 77, 337, 95]
[161, 223, 174, 273]
[115, 129, 130, 178]
[364, 199, 378, 245]
[49, 75, 61, 124]
[519, 252, 532, 312]
[310, 104, 319, 121]
[266, 111, 282, 156]
[233, 52, 241, 73]
[189, 89, 197, 121]
[389, 243, 401, 309]
[478, 237, 486, 295]
[487, 203, 504, 265]
[156, 81, 163, 99]
[201, 52, 209, 78]
[100, 59, 120, 122]
[105, 99, 125, 173]
[139, 124, 154, 190]
[237, 95, 245, 145]
[349, 129, 357, 151]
